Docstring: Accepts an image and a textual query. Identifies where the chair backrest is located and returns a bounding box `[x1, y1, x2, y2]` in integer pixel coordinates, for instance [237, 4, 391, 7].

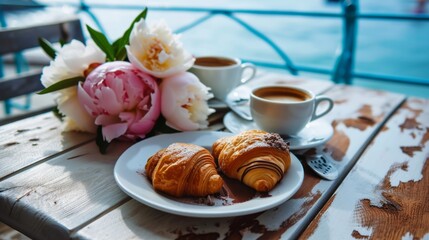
[0, 16, 85, 125]
[0, 17, 85, 101]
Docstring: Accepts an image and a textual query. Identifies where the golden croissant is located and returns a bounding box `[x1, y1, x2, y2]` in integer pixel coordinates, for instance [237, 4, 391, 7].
[212, 130, 291, 192]
[145, 143, 223, 197]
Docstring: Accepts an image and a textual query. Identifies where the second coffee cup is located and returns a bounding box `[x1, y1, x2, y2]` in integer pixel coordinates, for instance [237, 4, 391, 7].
[250, 86, 334, 136]
[189, 56, 257, 101]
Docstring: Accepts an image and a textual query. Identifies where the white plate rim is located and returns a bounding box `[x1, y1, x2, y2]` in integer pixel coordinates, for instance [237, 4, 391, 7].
[114, 131, 304, 218]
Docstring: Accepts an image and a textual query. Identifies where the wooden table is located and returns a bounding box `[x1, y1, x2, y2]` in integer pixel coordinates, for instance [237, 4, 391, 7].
[0, 72, 428, 240]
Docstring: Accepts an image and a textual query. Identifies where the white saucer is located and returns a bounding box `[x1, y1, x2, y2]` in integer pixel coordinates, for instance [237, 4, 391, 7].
[223, 111, 334, 150]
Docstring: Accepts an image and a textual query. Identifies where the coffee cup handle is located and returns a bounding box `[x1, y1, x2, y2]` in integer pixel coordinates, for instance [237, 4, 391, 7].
[240, 63, 257, 83]
[311, 96, 334, 121]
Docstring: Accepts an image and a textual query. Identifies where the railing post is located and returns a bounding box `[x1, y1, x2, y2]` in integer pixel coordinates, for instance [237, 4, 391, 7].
[333, 0, 358, 84]
[342, 0, 358, 84]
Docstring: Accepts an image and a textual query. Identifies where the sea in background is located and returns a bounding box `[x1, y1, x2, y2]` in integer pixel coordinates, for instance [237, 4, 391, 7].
[0, 1, 427, 236]
[3, 0, 429, 98]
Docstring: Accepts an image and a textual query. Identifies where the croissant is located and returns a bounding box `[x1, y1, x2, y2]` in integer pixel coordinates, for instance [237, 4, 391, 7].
[212, 130, 291, 192]
[145, 143, 223, 197]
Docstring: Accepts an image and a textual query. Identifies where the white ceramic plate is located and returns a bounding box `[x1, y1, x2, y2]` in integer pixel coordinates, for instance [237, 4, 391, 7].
[224, 112, 334, 150]
[114, 131, 304, 218]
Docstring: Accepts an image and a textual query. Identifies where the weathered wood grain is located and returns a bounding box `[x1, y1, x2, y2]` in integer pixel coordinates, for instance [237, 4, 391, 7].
[74, 200, 232, 240]
[0, 75, 335, 240]
[0, 75, 410, 240]
[300, 97, 429, 239]
[75, 85, 406, 240]
[0, 112, 94, 180]
[0, 141, 132, 240]
[0, 221, 30, 240]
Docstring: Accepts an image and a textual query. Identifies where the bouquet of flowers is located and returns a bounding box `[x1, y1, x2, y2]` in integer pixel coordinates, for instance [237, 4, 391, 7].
[38, 8, 214, 153]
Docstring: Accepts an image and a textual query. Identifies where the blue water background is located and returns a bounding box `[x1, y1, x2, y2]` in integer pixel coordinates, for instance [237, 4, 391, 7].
[10, 0, 429, 97]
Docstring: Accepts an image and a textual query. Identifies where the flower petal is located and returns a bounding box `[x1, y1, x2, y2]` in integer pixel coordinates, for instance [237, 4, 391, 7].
[79, 62, 161, 141]
[97, 87, 123, 115]
[126, 19, 195, 78]
[40, 39, 106, 134]
[58, 86, 96, 133]
[60, 40, 106, 76]
[102, 123, 128, 142]
[78, 82, 97, 115]
[160, 72, 214, 131]
[95, 114, 119, 126]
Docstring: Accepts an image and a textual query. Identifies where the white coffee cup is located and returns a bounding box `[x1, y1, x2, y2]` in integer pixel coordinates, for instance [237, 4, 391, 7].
[250, 86, 334, 136]
[189, 56, 257, 101]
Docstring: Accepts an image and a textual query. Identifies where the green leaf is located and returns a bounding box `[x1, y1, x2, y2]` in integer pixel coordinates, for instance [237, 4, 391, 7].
[86, 25, 115, 61]
[96, 126, 109, 154]
[37, 76, 85, 94]
[52, 106, 65, 121]
[59, 39, 66, 47]
[112, 38, 128, 61]
[38, 38, 57, 59]
[112, 8, 148, 60]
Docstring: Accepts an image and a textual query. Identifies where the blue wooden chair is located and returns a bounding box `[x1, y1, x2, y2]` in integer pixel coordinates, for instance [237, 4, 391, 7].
[0, 17, 85, 125]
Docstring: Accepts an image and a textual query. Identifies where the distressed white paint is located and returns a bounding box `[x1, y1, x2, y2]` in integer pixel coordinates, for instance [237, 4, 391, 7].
[75, 200, 233, 240]
[77, 85, 406, 240]
[0, 141, 132, 239]
[0, 113, 94, 179]
[256, 197, 305, 230]
[305, 98, 429, 239]
[0, 78, 409, 240]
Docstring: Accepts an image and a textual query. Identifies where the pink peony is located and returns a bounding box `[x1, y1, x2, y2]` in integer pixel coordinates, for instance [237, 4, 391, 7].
[78, 61, 161, 142]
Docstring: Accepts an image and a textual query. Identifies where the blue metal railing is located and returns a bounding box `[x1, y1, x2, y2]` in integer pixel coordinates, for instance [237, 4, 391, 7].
[1, 0, 428, 114]
[333, 0, 358, 85]
[0, 8, 32, 114]
[3, 0, 429, 83]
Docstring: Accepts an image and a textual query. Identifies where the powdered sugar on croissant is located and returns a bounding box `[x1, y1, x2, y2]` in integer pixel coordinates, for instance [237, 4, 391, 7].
[212, 130, 290, 192]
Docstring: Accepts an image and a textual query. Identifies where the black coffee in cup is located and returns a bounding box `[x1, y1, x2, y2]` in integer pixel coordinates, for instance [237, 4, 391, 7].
[250, 86, 334, 135]
[253, 86, 311, 103]
[194, 57, 237, 67]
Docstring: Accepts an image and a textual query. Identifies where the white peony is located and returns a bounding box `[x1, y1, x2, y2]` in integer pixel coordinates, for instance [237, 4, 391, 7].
[160, 72, 215, 131]
[41, 40, 106, 132]
[126, 19, 195, 78]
